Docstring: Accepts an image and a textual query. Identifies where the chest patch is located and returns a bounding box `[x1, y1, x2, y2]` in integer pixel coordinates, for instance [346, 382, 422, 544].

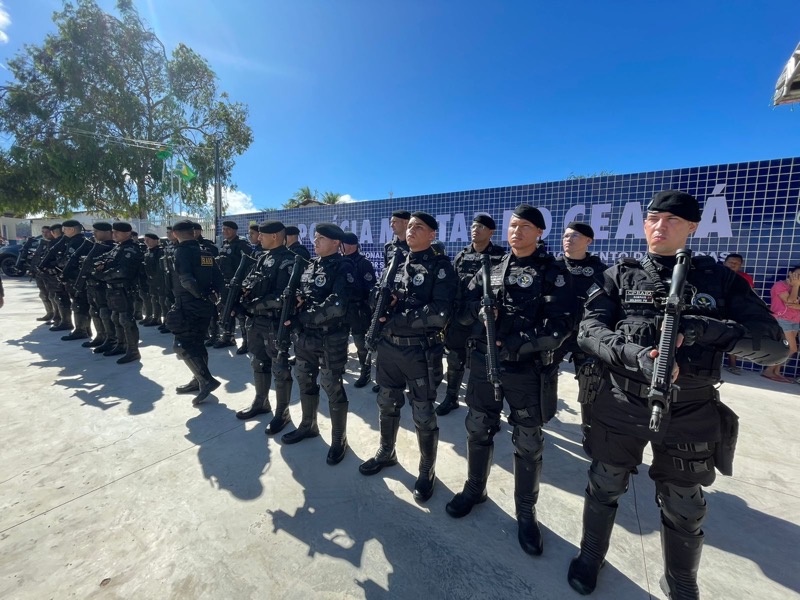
[624, 290, 655, 304]
[554, 274, 566, 288]
[412, 273, 425, 286]
[201, 256, 213, 267]
[582, 267, 594, 277]
[364, 272, 373, 281]
[437, 268, 446, 280]
[346, 273, 354, 283]
[266, 257, 275, 267]
[517, 273, 534, 288]
[692, 293, 717, 309]
[315, 274, 327, 287]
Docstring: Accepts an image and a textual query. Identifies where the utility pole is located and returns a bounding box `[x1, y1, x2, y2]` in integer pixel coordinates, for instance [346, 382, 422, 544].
[214, 136, 223, 245]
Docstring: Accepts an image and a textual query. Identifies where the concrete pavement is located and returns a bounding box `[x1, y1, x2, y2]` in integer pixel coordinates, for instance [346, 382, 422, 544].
[1, 277, 798, 599]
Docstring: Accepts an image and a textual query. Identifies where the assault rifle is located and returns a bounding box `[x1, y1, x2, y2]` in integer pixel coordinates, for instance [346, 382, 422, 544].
[480, 253, 503, 403]
[60, 238, 92, 285]
[74, 241, 108, 293]
[276, 255, 306, 366]
[364, 251, 403, 365]
[13, 237, 36, 276]
[648, 248, 692, 432]
[220, 253, 256, 333]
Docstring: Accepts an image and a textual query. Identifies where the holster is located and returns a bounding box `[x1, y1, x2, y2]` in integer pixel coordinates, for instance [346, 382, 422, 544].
[536, 360, 560, 424]
[714, 396, 739, 477]
[576, 358, 604, 406]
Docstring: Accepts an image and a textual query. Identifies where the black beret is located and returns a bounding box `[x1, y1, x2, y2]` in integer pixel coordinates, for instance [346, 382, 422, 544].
[341, 232, 359, 245]
[566, 221, 595, 239]
[171, 220, 195, 232]
[50, 223, 63, 230]
[513, 204, 546, 229]
[112, 222, 132, 232]
[192, 222, 202, 231]
[315, 222, 345, 241]
[166, 226, 173, 231]
[473, 214, 496, 230]
[222, 220, 238, 230]
[62, 219, 82, 228]
[144, 233, 159, 240]
[285, 225, 300, 236]
[92, 222, 112, 232]
[647, 190, 701, 223]
[249, 223, 260, 231]
[130, 231, 138, 237]
[258, 220, 285, 234]
[411, 211, 438, 231]
[391, 210, 412, 220]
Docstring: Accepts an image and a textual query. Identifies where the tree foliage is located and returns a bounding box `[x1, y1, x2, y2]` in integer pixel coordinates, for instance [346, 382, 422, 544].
[284, 186, 317, 208]
[0, 0, 253, 218]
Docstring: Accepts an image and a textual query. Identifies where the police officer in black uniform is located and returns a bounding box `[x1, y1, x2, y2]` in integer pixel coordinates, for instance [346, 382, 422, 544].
[285, 225, 311, 263]
[141, 233, 165, 327]
[29, 225, 56, 321]
[248, 224, 263, 255]
[192, 222, 220, 346]
[359, 212, 457, 503]
[158, 227, 178, 334]
[567, 191, 789, 599]
[167, 220, 224, 405]
[235, 221, 295, 430]
[436, 213, 505, 416]
[341, 231, 378, 388]
[281, 223, 354, 466]
[83, 223, 116, 350]
[57, 220, 93, 341]
[552, 222, 608, 440]
[371, 209, 412, 393]
[39, 223, 72, 331]
[445, 205, 574, 558]
[213, 220, 253, 352]
[92, 222, 143, 364]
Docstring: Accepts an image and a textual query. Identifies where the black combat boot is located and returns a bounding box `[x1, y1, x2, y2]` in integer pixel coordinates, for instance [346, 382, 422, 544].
[183, 355, 221, 405]
[236, 371, 272, 419]
[93, 334, 117, 354]
[326, 402, 349, 465]
[235, 321, 249, 355]
[103, 343, 127, 357]
[436, 367, 464, 416]
[514, 453, 544, 556]
[413, 428, 439, 503]
[213, 333, 236, 349]
[83, 315, 106, 347]
[567, 493, 618, 595]
[446, 442, 493, 518]
[117, 327, 141, 364]
[266, 380, 292, 435]
[61, 313, 91, 341]
[353, 361, 371, 388]
[659, 523, 703, 600]
[37, 298, 55, 321]
[176, 379, 200, 394]
[359, 415, 400, 475]
[281, 394, 320, 443]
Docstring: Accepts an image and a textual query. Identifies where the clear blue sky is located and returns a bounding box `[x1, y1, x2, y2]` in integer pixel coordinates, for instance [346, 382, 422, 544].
[2, 1, 799, 212]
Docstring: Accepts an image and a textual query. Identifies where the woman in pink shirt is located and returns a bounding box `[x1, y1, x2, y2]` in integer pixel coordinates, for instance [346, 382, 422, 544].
[762, 266, 800, 382]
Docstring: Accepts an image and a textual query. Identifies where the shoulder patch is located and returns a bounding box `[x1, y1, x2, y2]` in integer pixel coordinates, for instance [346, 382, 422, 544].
[346, 273, 354, 283]
[585, 283, 605, 304]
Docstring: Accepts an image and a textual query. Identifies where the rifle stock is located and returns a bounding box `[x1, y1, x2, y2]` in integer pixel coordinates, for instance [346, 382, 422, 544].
[648, 248, 692, 432]
[276, 255, 306, 365]
[220, 253, 256, 332]
[364, 251, 403, 364]
[480, 253, 503, 402]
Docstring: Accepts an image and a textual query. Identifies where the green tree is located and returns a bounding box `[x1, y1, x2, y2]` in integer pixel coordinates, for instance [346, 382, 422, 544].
[284, 186, 318, 209]
[321, 191, 341, 205]
[0, 0, 252, 219]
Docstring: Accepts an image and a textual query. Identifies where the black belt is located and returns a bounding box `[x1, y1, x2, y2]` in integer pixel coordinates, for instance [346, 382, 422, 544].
[607, 373, 713, 403]
[384, 331, 444, 347]
[253, 309, 279, 319]
[304, 324, 345, 334]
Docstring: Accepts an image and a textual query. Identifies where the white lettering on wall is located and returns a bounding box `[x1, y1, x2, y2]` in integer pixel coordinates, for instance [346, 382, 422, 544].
[615, 202, 644, 239]
[450, 213, 468, 243]
[590, 203, 612, 240]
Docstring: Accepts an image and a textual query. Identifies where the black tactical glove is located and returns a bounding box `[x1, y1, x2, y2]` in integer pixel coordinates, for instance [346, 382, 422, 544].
[680, 315, 746, 350]
[636, 347, 656, 380]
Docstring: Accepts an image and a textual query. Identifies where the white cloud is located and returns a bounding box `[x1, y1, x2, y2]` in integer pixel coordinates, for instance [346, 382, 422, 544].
[336, 194, 363, 204]
[0, 2, 9, 44]
[203, 187, 256, 215]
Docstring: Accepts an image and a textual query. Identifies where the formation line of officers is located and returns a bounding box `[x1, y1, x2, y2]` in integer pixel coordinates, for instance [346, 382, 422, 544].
[21, 191, 788, 600]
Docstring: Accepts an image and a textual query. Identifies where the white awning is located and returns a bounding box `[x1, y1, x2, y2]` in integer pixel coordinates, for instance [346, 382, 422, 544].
[773, 42, 800, 106]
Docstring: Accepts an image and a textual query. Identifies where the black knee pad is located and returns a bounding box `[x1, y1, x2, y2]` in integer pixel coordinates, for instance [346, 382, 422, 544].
[656, 482, 707, 536]
[411, 399, 436, 431]
[587, 460, 631, 506]
[465, 408, 499, 445]
[377, 387, 404, 417]
[250, 358, 270, 373]
[512, 425, 544, 463]
[173, 341, 190, 361]
[320, 368, 343, 394]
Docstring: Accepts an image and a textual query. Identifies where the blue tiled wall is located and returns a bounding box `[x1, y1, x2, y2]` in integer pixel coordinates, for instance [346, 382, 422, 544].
[225, 156, 800, 375]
